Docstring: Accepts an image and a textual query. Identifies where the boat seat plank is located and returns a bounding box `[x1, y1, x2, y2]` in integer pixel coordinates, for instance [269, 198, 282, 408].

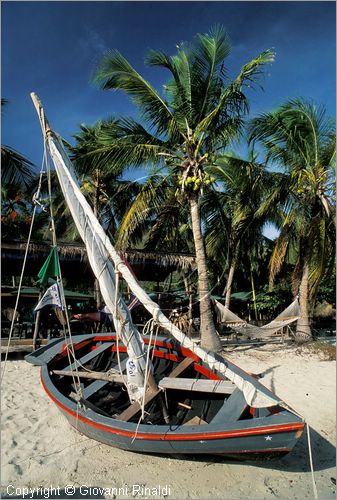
[117, 357, 195, 422]
[166, 356, 195, 377]
[183, 416, 207, 426]
[62, 342, 113, 372]
[159, 377, 236, 394]
[210, 388, 247, 423]
[82, 358, 128, 399]
[82, 380, 107, 399]
[54, 369, 124, 383]
[117, 387, 160, 422]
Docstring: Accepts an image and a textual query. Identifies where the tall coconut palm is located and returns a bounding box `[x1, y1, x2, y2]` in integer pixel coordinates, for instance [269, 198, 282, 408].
[30, 126, 141, 301]
[249, 98, 336, 341]
[72, 124, 141, 235]
[203, 152, 272, 307]
[79, 26, 274, 351]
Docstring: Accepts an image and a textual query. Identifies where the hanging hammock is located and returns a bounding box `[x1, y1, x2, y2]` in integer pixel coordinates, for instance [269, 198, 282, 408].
[214, 298, 301, 339]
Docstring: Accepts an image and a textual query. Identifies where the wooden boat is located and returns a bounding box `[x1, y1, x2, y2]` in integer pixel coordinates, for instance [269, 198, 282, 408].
[26, 332, 305, 457]
[25, 93, 305, 459]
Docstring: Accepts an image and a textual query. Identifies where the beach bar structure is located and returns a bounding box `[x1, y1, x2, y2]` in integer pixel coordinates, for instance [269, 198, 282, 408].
[1, 241, 196, 352]
[1, 241, 196, 285]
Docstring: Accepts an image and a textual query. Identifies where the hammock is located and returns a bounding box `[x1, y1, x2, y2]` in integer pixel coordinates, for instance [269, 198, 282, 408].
[214, 298, 300, 339]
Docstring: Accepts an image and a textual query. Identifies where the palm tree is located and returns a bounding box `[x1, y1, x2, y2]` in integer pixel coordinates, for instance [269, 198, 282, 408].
[1, 100, 34, 190]
[249, 98, 336, 341]
[203, 152, 271, 308]
[1, 147, 34, 189]
[72, 124, 141, 235]
[78, 25, 274, 351]
[28, 125, 140, 302]
[115, 173, 193, 253]
[1, 99, 37, 239]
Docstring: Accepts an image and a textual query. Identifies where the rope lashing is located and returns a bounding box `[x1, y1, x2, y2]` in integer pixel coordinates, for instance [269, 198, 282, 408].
[32, 192, 47, 212]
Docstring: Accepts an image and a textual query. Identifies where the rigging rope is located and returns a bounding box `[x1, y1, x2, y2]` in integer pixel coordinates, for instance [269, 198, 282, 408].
[307, 424, 318, 499]
[44, 130, 82, 396]
[132, 317, 156, 442]
[1, 146, 46, 383]
[114, 270, 128, 389]
[281, 403, 317, 500]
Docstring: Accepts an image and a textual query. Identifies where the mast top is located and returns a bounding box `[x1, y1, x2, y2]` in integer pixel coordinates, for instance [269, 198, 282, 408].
[30, 92, 52, 136]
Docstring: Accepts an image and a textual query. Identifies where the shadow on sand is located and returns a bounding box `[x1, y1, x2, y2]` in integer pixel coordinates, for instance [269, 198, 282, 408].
[169, 425, 335, 473]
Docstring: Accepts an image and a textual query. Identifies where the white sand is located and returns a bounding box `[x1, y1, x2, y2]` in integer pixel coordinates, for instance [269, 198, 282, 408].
[1, 344, 335, 499]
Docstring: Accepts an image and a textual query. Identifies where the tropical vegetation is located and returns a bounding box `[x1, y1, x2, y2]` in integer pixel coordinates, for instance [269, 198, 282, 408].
[1, 28, 335, 346]
[249, 98, 336, 340]
[72, 25, 275, 351]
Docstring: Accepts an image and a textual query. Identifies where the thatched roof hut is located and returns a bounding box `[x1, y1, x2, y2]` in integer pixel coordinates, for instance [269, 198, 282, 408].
[1, 241, 196, 285]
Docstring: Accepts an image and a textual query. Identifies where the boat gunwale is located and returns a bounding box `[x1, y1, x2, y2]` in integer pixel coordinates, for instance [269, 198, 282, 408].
[40, 361, 305, 443]
[29, 332, 297, 410]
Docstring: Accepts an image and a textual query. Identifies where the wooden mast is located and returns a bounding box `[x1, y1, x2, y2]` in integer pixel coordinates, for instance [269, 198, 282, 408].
[30, 93, 169, 422]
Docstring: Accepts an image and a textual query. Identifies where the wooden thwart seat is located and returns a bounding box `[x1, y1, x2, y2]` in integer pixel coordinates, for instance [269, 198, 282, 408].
[159, 377, 236, 394]
[117, 357, 195, 422]
[61, 342, 113, 372]
[82, 358, 128, 399]
[211, 388, 247, 423]
[53, 369, 124, 383]
[82, 380, 107, 399]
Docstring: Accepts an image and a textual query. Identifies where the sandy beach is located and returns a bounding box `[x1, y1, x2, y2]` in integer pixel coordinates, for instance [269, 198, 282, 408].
[1, 343, 335, 500]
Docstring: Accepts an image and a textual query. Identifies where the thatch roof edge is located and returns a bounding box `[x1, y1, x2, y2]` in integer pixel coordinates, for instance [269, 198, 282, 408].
[2, 241, 196, 269]
[122, 250, 196, 270]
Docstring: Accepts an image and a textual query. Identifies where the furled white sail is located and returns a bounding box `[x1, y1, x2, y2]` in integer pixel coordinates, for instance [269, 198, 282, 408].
[47, 135, 147, 403]
[33, 93, 281, 409]
[215, 298, 300, 338]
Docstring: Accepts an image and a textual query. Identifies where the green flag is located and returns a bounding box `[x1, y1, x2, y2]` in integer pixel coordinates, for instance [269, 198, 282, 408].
[37, 247, 60, 286]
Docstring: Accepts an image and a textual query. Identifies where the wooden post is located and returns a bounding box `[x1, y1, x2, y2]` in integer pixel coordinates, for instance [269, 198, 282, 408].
[183, 272, 193, 337]
[147, 372, 170, 424]
[32, 287, 43, 350]
[250, 270, 258, 322]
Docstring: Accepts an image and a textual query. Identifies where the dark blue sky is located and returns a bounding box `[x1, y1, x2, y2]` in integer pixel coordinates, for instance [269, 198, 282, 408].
[2, 1, 336, 170]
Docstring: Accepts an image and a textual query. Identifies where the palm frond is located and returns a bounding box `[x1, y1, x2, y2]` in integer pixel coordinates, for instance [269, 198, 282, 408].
[116, 176, 168, 249]
[1, 146, 35, 189]
[269, 233, 290, 287]
[92, 50, 176, 136]
[146, 48, 192, 127]
[193, 25, 231, 121]
[72, 117, 167, 173]
[194, 49, 275, 138]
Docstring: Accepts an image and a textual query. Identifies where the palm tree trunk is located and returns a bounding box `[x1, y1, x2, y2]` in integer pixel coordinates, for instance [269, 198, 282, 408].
[224, 263, 235, 308]
[224, 249, 239, 308]
[295, 257, 312, 342]
[190, 196, 221, 352]
[183, 273, 194, 337]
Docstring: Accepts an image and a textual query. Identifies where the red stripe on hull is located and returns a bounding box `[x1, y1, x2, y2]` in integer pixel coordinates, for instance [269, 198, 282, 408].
[194, 363, 222, 380]
[91, 336, 199, 361]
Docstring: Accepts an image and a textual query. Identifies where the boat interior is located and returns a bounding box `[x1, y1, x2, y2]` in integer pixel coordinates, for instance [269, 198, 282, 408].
[48, 335, 281, 426]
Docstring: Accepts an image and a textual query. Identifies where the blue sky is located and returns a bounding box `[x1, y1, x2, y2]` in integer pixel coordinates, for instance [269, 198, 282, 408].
[2, 1, 336, 172]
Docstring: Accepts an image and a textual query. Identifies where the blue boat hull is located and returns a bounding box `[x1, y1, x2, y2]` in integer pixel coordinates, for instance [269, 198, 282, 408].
[27, 333, 305, 457]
